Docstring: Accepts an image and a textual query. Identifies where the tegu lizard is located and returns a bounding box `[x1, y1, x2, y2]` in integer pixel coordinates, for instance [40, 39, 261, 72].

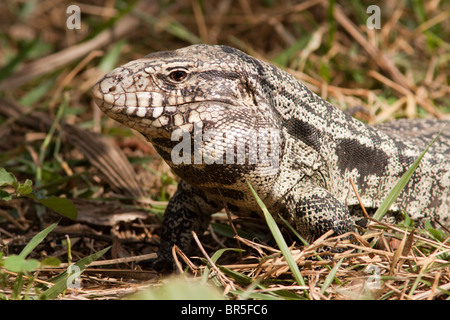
[93, 45, 449, 268]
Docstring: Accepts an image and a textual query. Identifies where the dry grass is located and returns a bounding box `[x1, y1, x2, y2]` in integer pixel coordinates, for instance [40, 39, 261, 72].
[0, 0, 449, 300]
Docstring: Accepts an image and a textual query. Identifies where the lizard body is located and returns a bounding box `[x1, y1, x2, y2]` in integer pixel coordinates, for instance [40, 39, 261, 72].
[93, 45, 449, 267]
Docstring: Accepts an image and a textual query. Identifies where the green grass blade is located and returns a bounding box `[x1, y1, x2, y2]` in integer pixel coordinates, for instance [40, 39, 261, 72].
[133, 11, 201, 45]
[278, 214, 309, 246]
[372, 128, 444, 221]
[19, 223, 58, 259]
[247, 181, 309, 297]
[0, 39, 38, 82]
[201, 248, 244, 284]
[218, 266, 254, 287]
[98, 40, 126, 72]
[39, 246, 110, 300]
[320, 258, 343, 294]
[18, 77, 55, 107]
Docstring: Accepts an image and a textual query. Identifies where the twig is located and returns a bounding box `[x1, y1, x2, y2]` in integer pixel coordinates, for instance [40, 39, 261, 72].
[58, 253, 157, 268]
[191, 231, 236, 291]
[218, 189, 243, 260]
[349, 178, 370, 219]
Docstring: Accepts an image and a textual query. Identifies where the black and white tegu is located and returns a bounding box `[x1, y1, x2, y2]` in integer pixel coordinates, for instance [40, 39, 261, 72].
[93, 44, 449, 268]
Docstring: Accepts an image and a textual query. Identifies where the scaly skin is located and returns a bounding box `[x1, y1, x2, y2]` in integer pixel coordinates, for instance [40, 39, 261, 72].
[93, 45, 449, 269]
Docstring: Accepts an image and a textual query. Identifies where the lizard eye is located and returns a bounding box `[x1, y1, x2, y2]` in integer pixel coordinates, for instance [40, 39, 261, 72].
[168, 70, 188, 83]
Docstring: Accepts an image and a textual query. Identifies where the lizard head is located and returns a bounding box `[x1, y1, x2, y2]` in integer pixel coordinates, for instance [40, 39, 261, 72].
[92, 44, 273, 140]
[93, 45, 283, 174]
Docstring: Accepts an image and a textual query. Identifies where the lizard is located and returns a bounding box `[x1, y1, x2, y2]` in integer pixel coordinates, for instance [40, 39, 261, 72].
[92, 44, 450, 269]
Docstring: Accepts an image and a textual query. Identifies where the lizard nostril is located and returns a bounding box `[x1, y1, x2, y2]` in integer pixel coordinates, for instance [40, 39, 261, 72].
[108, 85, 116, 92]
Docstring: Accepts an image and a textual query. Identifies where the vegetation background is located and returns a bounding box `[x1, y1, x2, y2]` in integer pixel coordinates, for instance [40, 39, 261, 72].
[0, 0, 448, 300]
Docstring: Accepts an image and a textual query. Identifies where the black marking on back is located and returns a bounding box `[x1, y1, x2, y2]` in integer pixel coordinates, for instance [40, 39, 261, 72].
[335, 138, 389, 185]
[286, 118, 322, 152]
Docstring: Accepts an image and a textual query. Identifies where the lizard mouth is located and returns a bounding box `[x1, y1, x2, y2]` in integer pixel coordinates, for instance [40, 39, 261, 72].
[93, 90, 178, 126]
[92, 84, 225, 131]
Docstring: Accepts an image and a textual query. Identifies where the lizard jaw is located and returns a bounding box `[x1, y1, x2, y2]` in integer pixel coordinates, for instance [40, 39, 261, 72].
[92, 82, 226, 135]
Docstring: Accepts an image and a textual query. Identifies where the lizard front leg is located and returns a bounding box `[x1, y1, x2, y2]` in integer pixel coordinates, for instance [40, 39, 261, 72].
[281, 183, 354, 242]
[153, 180, 222, 270]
